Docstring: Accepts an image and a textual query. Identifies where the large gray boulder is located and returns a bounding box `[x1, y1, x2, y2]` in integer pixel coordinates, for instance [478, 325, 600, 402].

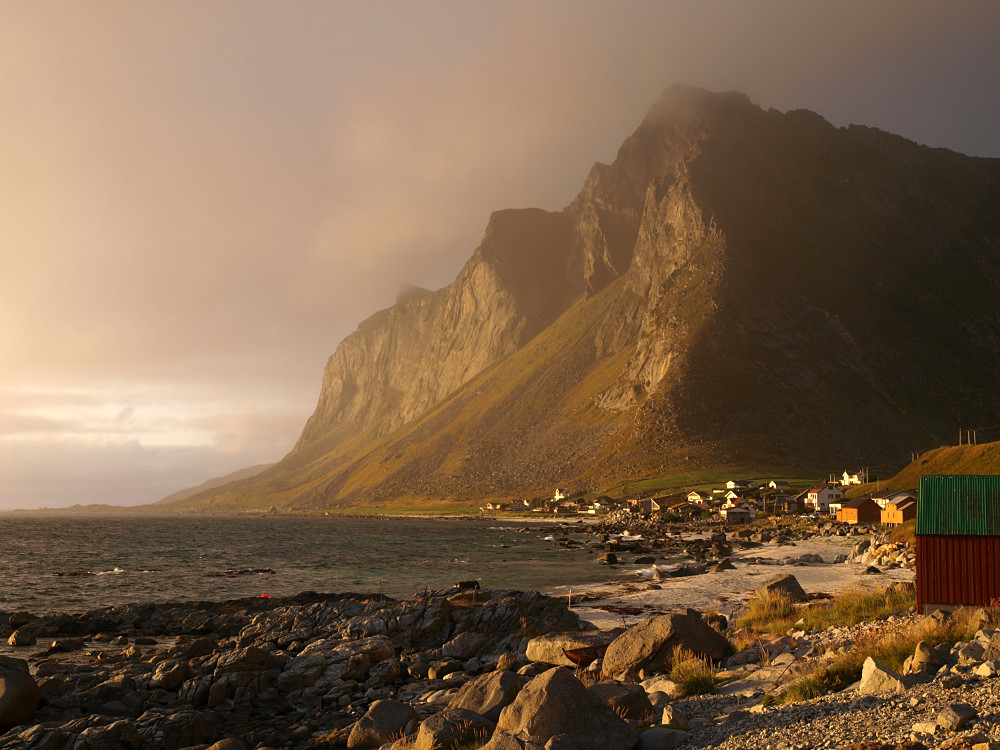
[480, 730, 544, 750]
[347, 699, 419, 749]
[448, 670, 525, 722]
[638, 727, 688, 750]
[525, 631, 617, 667]
[602, 611, 727, 679]
[905, 640, 945, 675]
[755, 574, 808, 602]
[587, 682, 654, 720]
[497, 667, 637, 750]
[0, 656, 41, 729]
[442, 631, 486, 660]
[857, 657, 908, 695]
[414, 707, 494, 750]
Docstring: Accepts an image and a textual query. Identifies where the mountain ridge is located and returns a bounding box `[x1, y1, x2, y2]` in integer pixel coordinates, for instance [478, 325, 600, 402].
[169, 85, 1000, 512]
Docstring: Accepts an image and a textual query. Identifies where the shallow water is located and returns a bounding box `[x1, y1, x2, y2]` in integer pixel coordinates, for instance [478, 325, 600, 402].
[0, 515, 624, 613]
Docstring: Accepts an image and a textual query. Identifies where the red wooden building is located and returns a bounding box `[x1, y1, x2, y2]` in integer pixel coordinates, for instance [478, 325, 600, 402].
[916, 475, 1000, 614]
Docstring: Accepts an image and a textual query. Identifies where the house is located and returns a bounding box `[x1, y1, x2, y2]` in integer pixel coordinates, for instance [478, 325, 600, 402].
[882, 497, 917, 526]
[662, 497, 691, 514]
[627, 497, 661, 515]
[872, 489, 917, 509]
[721, 505, 754, 524]
[837, 497, 881, 524]
[806, 483, 844, 513]
[687, 491, 711, 506]
[722, 495, 746, 509]
[771, 493, 804, 514]
[723, 490, 743, 502]
[841, 471, 863, 486]
[828, 500, 844, 517]
[585, 497, 614, 515]
[916, 475, 1000, 613]
[726, 479, 759, 490]
[552, 489, 566, 502]
[768, 480, 791, 490]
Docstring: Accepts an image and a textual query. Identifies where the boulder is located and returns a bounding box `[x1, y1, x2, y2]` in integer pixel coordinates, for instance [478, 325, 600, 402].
[587, 682, 654, 720]
[526, 631, 617, 667]
[448, 670, 525, 723]
[442, 631, 486, 660]
[973, 660, 999, 678]
[982, 632, 1000, 661]
[414, 707, 494, 750]
[151, 660, 191, 691]
[6, 628, 35, 648]
[660, 704, 687, 727]
[637, 727, 688, 749]
[602, 611, 727, 678]
[206, 740, 247, 750]
[857, 657, 908, 695]
[907, 641, 945, 675]
[480, 730, 545, 750]
[428, 659, 464, 680]
[755, 574, 808, 603]
[0, 656, 41, 729]
[936, 703, 977, 732]
[348, 699, 419, 749]
[497, 667, 637, 750]
[710, 558, 736, 572]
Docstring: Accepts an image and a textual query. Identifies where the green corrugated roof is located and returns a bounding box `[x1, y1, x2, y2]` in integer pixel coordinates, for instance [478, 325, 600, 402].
[917, 475, 1000, 536]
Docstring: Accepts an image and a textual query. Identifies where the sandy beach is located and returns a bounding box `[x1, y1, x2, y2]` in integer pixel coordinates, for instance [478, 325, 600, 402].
[547, 534, 915, 629]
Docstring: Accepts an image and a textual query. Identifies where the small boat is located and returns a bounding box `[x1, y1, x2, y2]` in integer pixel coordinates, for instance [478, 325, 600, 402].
[562, 642, 610, 668]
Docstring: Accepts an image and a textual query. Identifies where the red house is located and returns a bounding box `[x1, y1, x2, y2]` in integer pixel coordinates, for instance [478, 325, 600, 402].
[916, 475, 1000, 614]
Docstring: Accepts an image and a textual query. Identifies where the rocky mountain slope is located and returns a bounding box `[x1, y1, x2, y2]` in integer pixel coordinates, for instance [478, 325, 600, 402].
[176, 85, 1000, 511]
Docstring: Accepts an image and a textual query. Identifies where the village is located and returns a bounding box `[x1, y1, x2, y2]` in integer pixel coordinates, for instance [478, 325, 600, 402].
[481, 469, 919, 528]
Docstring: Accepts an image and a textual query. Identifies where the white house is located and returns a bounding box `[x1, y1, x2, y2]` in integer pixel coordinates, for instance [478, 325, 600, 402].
[725, 479, 759, 490]
[806, 483, 844, 513]
[768, 480, 791, 490]
[552, 489, 566, 502]
[841, 471, 862, 486]
[686, 491, 711, 506]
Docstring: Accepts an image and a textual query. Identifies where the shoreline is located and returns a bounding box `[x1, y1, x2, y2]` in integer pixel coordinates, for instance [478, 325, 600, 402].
[547, 534, 914, 629]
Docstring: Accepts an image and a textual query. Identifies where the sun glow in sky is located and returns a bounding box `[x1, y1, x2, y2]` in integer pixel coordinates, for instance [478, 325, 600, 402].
[2, 1, 999, 509]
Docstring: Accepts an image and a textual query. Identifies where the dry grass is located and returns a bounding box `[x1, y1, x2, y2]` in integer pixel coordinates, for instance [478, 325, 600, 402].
[670, 645, 721, 697]
[732, 585, 916, 636]
[495, 653, 516, 672]
[780, 604, 1000, 704]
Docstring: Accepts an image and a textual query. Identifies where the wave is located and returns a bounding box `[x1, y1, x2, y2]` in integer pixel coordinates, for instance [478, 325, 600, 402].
[55, 567, 125, 577]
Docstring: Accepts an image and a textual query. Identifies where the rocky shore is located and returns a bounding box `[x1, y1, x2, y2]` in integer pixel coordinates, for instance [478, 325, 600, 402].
[5, 516, 996, 750]
[2, 571, 999, 750]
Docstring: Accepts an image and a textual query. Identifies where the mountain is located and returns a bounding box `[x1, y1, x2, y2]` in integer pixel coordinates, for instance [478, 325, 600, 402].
[172, 85, 1000, 512]
[155, 464, 273, 505]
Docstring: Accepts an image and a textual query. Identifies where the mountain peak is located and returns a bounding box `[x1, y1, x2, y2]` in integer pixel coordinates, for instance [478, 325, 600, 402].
[176, 89, 1000, 512]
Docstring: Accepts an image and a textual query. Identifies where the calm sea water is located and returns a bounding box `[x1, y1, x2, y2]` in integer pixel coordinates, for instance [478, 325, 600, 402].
[0, 515, 622, 613]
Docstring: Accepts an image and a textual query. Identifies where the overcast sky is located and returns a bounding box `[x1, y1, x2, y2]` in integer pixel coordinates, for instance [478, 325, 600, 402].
[1, 1, 998, 509]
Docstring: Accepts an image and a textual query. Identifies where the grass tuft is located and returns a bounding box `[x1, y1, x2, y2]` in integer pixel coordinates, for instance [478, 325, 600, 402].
[670, 646, 721, 697]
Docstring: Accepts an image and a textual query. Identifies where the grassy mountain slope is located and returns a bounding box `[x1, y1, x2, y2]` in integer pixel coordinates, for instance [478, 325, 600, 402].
[846, 441, 1000, 497]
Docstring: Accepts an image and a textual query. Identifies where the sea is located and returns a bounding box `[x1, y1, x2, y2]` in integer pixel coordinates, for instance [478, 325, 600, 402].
[0, 515, 629, 614]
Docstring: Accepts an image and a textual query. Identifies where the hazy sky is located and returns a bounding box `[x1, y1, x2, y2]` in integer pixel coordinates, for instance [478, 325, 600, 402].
[2, 1, 999, 509]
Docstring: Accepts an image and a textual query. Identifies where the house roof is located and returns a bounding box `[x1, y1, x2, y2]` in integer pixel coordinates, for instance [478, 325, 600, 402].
[841, 497, 877, 509]
[917, 475, 1000, 536]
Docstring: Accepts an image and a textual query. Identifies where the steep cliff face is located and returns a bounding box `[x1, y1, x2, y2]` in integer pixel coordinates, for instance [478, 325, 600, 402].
[180, 85, 1000, 511]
